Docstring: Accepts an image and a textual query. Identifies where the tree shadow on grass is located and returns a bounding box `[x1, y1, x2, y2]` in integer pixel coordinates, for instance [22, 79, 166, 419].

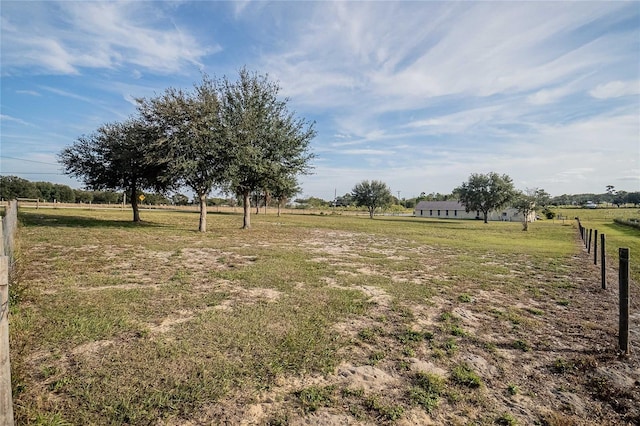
[602, 222, 640, 238]
[19, 211, 168, 229]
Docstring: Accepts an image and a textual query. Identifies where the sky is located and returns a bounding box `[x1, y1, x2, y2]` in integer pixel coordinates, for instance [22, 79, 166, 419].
[1, 1, 639, 201]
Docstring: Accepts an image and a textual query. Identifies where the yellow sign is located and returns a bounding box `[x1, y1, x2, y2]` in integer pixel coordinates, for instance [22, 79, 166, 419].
[139, 194, 145, 201]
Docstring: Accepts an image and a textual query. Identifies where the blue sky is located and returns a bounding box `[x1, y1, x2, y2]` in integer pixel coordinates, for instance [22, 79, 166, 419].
[1, 1, 639, 201]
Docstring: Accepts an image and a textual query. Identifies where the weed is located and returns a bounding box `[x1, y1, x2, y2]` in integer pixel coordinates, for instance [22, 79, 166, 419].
[368, 351, 386, 365]
[402, 347, 416, 357]
[414, 371, 445, 394]
[391, 302, 415, 321]
[341, 387, 364, 398]
[295, 385, 336, 413]
[364, 395, 405, 421]
[496, 412, 518, 425]
[442, 338, 458, 355]
[48, 376, 72, 393]
[550, 356, 597, 375]
[398, 360, 411, 371]
[32, 413, 73, 426]
[507, 384, 519, 395]
[440, 310, 458, 322]
[40, 365, 58, 379]
[358, 327, 378, 342]
[432, 348, 445, 359]
[397, 329, 426, 345]
[409, 386, 439, 413]
[458, 293, 473, 303]
[450, 325, 468, 337]
[348, 404, 366, 420]
[451, 363, 482, 388]
[513, 339, 530, 352]
[267, 412, 290, 426]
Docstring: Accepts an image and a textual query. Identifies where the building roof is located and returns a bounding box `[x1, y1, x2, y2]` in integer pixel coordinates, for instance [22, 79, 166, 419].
[415, 200, 466, 211]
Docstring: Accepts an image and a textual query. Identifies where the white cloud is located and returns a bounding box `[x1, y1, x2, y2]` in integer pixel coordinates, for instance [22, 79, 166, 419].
[590, 80, 640, 99]
[16, 90, 41, 96]
[527, 87, 574, 105]
[1, 2, 218, 75]
[0, 114, 32, 126]
[40, 86, 96, 103]
[342, 149, 394, 156]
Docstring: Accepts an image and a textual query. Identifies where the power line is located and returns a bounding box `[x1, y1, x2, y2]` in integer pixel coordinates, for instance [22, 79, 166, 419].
[0, 172, 65, 175]
[0, 156, 59, 166]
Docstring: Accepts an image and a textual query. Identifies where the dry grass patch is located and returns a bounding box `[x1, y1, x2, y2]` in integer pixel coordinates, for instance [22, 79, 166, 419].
[8, 208, 639, 425]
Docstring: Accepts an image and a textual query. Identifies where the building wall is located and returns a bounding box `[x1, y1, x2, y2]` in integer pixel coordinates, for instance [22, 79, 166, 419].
[414, 201, 536, 222]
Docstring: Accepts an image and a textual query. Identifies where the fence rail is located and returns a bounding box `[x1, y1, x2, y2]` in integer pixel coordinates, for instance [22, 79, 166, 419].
[1, 200, 17, 426]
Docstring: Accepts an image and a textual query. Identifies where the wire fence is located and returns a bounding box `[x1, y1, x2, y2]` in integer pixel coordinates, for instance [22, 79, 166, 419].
[576, 218, 633, 355]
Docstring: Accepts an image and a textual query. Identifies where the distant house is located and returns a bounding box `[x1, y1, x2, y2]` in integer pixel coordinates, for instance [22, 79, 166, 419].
[414, 200, 536, 222]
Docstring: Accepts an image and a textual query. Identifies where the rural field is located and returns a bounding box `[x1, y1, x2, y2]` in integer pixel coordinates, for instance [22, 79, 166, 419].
[8, 206, 640, 425]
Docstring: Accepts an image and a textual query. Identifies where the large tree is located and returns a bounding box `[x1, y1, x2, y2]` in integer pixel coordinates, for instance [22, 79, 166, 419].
[137, 76, 225, 232]
[59, 119, 170, 222]
[512, 188, 549, 231]
[454, 172, 515, 223]
[351, 180, 393, 219]
[219, 68, 316, 229]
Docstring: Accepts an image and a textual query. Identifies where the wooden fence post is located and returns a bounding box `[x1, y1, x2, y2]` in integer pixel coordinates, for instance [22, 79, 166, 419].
[0, 256, 14, 426]
[587, 229, 592, 253]
[601, 234, 606, 290]
[593, 230, 598, 265]
[618, 248, 630, 355]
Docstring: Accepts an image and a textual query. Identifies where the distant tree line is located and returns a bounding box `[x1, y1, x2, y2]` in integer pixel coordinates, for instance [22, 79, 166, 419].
[548, 191, 640, 207]
[0, 175, 116, 204]
[0, 175, 241, 207]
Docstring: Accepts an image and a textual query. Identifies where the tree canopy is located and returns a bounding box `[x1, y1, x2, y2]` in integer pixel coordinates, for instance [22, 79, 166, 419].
[59, 119, 171, 222]
[454, 172, 515, 223]
[219, 68, 316, 229]
[59, 69, 316, 230]
[137, 75, 225, 232]
[351, 180, 393, 219]
[512, 188, 550, 231]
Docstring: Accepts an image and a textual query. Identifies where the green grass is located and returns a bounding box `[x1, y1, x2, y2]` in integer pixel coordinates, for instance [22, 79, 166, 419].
[8, 207, 635, 425]
[555, 206, 640, 284]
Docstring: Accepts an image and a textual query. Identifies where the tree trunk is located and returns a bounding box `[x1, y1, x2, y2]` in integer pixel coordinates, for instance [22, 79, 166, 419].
[483, 211, 488, 223]
[277, 200, 281, 217]
[369, 206, 375, 219]
[522, 212, 529, 231]
[243, 191, 251, 229]
[130, 185, 140, 222]
[255, 192, 259, 215]
[198, 193, 207, 233]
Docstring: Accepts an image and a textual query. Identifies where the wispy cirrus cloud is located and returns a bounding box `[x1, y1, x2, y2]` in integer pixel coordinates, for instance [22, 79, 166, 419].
[15, 90, 41, 96]
[0, 114, 32, 126]
[590, 80, 640, 99]
[1, 2, 217, 76]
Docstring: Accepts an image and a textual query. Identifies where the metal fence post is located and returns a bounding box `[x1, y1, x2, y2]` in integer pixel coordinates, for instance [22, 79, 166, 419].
[601, 234, 606, 290]
[619, 248, 630, 355]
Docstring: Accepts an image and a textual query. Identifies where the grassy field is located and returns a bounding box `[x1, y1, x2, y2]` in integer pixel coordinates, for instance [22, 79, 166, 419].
[9, 207, 639, 425]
